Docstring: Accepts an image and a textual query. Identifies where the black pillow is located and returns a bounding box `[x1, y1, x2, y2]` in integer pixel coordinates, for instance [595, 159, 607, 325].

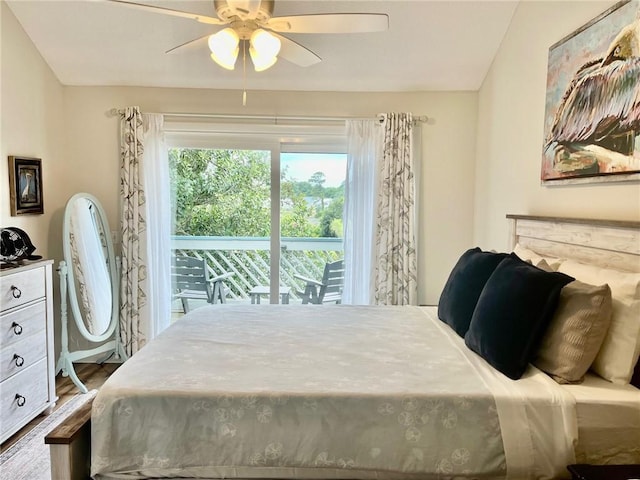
[464, 253, 574, 380]
[438, 248, 509, 337]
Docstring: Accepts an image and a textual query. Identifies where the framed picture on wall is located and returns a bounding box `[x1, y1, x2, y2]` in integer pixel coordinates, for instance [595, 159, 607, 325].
[541, 0, 639, 184]
[8, 156, 44, 215]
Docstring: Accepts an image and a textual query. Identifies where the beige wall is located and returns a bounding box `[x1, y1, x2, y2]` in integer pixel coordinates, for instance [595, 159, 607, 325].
[2, 2, 479, 308]
[475, 1, 640, 250]
[62, 87, 478, 305]
[1, 1, 66, 260]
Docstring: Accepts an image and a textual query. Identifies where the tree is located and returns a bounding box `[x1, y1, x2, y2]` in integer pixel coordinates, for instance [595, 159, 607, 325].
[170, 148, 324, 238]
[280, 175, 319, 237]
[170, 148, 271, 236]
[320, 195, 344, 237]
[308, 171, 326, 211]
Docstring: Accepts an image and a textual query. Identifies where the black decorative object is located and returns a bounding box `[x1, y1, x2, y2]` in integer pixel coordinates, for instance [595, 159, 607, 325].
[0, 227, 42, 266]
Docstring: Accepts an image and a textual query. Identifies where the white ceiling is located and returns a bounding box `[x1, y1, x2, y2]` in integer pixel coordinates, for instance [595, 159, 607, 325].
[6, 0, 519, 92]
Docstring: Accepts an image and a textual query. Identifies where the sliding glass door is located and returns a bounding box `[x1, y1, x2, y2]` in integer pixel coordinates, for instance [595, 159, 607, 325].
[168, 125, 346, 309]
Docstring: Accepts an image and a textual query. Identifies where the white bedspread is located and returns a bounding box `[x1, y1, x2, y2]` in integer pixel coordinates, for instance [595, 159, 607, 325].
[92, 305, 576, 479]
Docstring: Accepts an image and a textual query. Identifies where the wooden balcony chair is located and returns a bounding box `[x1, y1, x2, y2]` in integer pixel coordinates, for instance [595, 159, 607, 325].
[294, 259, 344, 304]
[171, 255, 234, 313]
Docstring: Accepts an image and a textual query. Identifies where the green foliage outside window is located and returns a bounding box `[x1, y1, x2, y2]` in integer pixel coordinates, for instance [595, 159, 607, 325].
[169, 148, 344, 238]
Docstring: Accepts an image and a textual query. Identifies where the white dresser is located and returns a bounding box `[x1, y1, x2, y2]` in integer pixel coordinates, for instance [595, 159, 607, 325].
[1, 260, 56, 443]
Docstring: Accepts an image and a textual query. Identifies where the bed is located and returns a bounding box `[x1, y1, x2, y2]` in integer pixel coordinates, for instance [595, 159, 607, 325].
[91, 215, 640, 480]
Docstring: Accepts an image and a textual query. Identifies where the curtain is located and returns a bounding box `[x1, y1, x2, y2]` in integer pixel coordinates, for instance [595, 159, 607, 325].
[141, 114, 172, 339]
[374, 113, 418, 305]
[119, 107, 170, 356]
[343, 119, 381, 304]
[119, 107, 145, 356]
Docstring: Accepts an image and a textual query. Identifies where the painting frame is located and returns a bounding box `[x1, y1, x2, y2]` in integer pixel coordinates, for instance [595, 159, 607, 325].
[541, 0, 640, 185]
[8, 156, 44, 215]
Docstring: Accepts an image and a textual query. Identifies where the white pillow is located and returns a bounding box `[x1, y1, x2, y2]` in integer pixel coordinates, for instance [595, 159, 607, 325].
[557, 259, 640, 384]
[513, 243, 564, 270]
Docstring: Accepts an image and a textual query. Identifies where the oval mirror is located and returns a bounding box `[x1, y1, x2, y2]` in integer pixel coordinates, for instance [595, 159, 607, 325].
[63, 193, 118, 341]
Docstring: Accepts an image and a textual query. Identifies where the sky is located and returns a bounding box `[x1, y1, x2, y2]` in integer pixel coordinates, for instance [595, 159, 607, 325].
[281, 153, 347, 188]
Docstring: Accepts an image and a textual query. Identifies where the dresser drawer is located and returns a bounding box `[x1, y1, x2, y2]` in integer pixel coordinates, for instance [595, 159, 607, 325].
[0, 301, 46, 349]
[0, 267, 45, 311]
[0, 327, 47, 382]
[0, 358, 49, 439]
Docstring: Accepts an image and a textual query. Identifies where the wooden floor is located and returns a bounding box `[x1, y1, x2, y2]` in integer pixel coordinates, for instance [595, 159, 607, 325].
[0, 362, 119, 453]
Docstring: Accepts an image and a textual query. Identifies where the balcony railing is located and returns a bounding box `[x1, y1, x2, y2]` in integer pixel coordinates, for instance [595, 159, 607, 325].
[172, 236, 343, 302]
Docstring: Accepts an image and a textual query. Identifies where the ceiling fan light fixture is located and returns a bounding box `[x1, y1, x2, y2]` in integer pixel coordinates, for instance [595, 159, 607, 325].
[250, 29, 281, 58]
[249, 47, 278, 72]
[249, 29, 281, 71]
[208, 28, 239, 70]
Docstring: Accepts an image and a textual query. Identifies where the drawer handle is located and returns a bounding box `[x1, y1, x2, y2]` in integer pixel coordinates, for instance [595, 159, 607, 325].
[15, 394, 26, 407]
[13, 354, 25, 367]
[11, 322, 23, 335]
[10, 285, 22, 299]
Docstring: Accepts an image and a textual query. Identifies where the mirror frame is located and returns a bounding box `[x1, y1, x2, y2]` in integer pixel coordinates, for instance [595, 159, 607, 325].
[62, 192, 119, 342]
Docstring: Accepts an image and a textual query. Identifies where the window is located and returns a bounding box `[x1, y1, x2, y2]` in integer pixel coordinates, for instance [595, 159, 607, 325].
[167, 121, 346, 306]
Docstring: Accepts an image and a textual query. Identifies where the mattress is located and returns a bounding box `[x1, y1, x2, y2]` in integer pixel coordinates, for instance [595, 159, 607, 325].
[91, 305, 577, 480]
[563, 373, 640, 464]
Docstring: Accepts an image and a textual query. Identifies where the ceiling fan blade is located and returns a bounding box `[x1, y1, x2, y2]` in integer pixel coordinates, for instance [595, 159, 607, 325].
[165, 33, 212, 54]
[272, 33, 321, 67]
[266, 13, 389, 34]
[106, 0, 226, 25]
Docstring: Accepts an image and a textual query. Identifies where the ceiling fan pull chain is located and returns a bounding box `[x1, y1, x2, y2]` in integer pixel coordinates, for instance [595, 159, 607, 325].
[242, 40, 247, 107]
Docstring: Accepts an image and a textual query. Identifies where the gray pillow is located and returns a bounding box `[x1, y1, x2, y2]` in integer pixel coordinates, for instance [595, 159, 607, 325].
[533, 280, 613, 384]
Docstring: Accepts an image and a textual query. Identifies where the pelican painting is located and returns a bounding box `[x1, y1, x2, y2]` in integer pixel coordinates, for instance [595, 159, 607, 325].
[542, 1, 640, 182]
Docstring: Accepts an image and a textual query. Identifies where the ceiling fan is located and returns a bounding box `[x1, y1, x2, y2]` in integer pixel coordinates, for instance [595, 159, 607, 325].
[107, 0, 389, 72]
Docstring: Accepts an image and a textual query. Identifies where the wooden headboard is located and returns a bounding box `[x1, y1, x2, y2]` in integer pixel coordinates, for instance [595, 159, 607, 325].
[506, 215, 640, 273]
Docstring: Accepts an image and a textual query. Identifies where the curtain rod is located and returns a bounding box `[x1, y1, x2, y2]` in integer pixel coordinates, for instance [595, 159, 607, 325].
[108, 109, 429, 124]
